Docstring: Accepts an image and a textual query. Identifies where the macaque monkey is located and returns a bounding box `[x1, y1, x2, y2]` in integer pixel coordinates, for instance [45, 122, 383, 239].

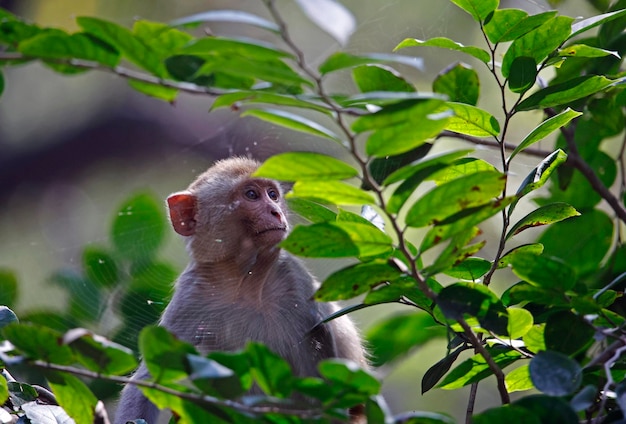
[115, 157, 368, 424]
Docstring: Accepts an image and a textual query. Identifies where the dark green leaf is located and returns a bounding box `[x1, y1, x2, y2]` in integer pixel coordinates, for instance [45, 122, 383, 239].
[319, 52, 424, 74]
[0, 70, 4, 97]
[422, 347, 466, 394]
[406, 171, 505, 227]
[570, 385, 597, 412]
[111, 192, 166, 261]
[450, 0, 498, 21]
[516, 75, 615, 111]
[62, 328, 137, 375]
[529, 351, 581, 396]
[186, 354, 245, 398]
[439, 348, 521, 389]
[2, 323, 73, 364]
[242, 108, 341, 142]
[509, 109, 581, 161]
[502, 282, 568, 308]
[445, 102, 500, 137]
[484, 10, 557, 44]
[539, 209, 613, 276]
[255, 152, 357, 181]
[46, 371, 97, 424]
[289, 180, 374, 205]
[82, 246, 119, 288]
[544, 311, 594, 356]
[19, 32, 119, 66]
[433, 62, 479, 105]
[170, 10, 280, 32]
[316, 262, 402, 301]
[0, 306, 18, 329]
[474, 405, 541, 424]
[0, 269, 17, 307]
[367, 143, 433, 188]
[508, 56, 537, 94]
[353, 64, 415, 93]
[247, 342, 293, 397]
[443, 257, 491, 280]
[77, 17, 166, 76]
[393, 411, 456, 424]
[367, 312, 446, 367]
[395, 37, 490, 63]
[509, 253, 577, 291]
[139, 326, 197, 384]
[505, 203, 580, 239]
[514, 395, 578, 424]
[502, 16, 574, 78]
[318, 359, 380, 396]
[281, 222, 393, 258]
[211, 91, 331, 115]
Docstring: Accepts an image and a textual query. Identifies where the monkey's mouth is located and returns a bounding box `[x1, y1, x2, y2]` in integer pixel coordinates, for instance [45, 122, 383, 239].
[256, 227, 287, 236]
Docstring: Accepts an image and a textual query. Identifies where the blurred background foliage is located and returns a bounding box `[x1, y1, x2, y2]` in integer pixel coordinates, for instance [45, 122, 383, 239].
[0, 0, 609, 421]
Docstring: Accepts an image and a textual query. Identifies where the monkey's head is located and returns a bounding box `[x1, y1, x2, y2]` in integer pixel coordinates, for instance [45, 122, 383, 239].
[166, 157, 289, 263]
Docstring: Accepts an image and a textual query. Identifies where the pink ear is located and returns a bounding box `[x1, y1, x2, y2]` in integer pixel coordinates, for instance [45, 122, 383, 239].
[167, 191, 197, 236]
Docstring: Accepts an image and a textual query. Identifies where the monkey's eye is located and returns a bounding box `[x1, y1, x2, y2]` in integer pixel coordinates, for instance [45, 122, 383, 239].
[267, 189, 279, 201]
[245, 189, 259, 200]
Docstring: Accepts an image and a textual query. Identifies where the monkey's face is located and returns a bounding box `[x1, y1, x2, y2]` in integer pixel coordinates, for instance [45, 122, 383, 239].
[234, 178, 289, 249]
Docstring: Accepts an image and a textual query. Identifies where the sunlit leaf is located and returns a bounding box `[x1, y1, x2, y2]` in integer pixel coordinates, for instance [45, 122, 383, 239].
[443, 257, 491, 280]
[319, 51, 424, 74]
[62, 328, 137, 375]
[569, 8, 626, 39]
[502, 16, 573, 78]
[19, 32, 119, 66]
[506, 308, 534, 339]
[242, 108, 341, 142]
[529, 351, 581, 396]
[316, 262, 403, 301]
[394, 37, 490, 63]
[498, 244, 544, 268]
[516, 75, 615, 111]
[450, 0, 498, 22]
[406, 171, 505, 227]
[295, 0, 355, 46]
[506, 203, 580, 239]
[445, 102, 500, 137]
[255, 152, 357, 181]
[211, 91, 331, 114]
[557, 44, 620, 59]
[0, 269, 17, 307]
[439, 348, 521, 389]
[282, 222, 393, 258]
[128, 79, 178, 101]
[429, 158, 497, 184]
[286, 198, 336, 223]
[179, 36, 289, 59]
[484, 10, 557, 44]
[2, 323, 73, 364]
[247, 342, 293, 397]
[289, 180, 374, 205]
[139, 326, 197, 384]
[353, 64, 415, 93]
[505, 365, 534, 393]
[46, 371, 97, 424]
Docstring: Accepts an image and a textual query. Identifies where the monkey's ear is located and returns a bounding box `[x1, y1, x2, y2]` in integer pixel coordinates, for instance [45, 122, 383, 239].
[167, 191, 197, 236]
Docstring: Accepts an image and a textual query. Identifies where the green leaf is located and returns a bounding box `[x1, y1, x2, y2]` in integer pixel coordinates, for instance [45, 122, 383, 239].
[318, 359, 380, 397]
[474, 404, 540, 424]
[2, 323, 74, 364]
[0, 269, 17, 307]
[319, 52, 424, 74]
[484, 10, 557, 44]
[422, 347, 467, 394]
[443, 257, 491, 281]
[247, 342, 293, 397]
[569, 8, 626, 39]
[186, 354, 244, 399]
[139, 326, 197, 384]
[366, 312, 446, 366]
[46, 371, 98, 424]
[62, 328, 137, 375]
[502, 16, 574, 78]
[450, 0, 498, 22]
[506, 203, 580, 239]
[111, 192, 166, 261]
[128, 79, 178, 101]
[0, 306, 18, 329]
[424, 229, 485, 277]
[394, 37, 490, 63]
[516, 75, 615, 111]
[406, 170, 505, 227]
[289, 180, 375, 205]
[514, 395, 578, 423]
[507, 56, 537, 94]
[512, 149, 567, 203]
[523, 325, 546, 354]
[507, 308, 533, 339]
[505, 365, 534, 393]
[509, 253, 577, 291]
[429, 158, 497, 184]
[316, 262, 403, 301]
[211, 91, 331, 115]
[509, 109, 581, 161]
[498, 244, 544, 268]
[241, 108, 341, 142]
[0, 70, 4, 97]
[286, 198, 336, 223]
[82, 246, 119, 288]
[571, 385, 598, 412]
[384, 149, 473, 185]
[18, 32, 120, 66]
[353, 64, 415, 93]
[557, 44, 620, 59]
[281, 222, 393, 258]
[77, 17, 166, 76]
[367, 143, 433, 188]
[538, 209, 613, 277]
[170, 10, 280, 32]
[342, 91, 445, 108]
[0, 375, 7, 405]
[439, 348, 521, 389]
[445, 102, 500, 137]
[433, 62, 479, 105]
[255, 152, 357, 181]
[529, 351, 581, 396]
[544, 311, 594, 356]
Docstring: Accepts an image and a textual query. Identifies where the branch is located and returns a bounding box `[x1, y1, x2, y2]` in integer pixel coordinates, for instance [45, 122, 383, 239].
[30, 360, 326, 420]
[439, 130, 552, 159]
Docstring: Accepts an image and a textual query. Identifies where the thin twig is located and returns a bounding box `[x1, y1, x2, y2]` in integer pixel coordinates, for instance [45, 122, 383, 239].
[439, 131, 552, 158]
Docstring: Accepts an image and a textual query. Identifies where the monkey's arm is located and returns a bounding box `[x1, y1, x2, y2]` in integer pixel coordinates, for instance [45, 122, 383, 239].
[114, 362, 160, 424]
